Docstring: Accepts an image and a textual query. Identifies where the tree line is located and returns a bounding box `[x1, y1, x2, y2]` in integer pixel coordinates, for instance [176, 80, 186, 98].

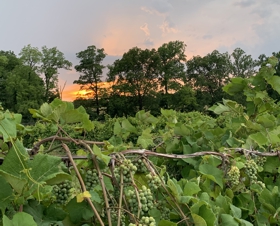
[0, 41, 279, 122]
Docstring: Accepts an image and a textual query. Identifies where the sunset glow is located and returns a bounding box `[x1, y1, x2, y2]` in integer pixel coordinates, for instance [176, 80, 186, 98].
[61, 82, 113, 102]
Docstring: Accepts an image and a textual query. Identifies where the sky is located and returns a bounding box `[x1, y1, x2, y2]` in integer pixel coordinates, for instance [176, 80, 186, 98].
[1, 0, 280, 101]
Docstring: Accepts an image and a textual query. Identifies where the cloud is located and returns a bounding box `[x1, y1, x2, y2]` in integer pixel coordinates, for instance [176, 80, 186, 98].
[141, 0, 173, 16]
[202, 34, 212, 40]
[233, 0, 256, 8]
[143, 38, 154, 47]
[141, 6, 155, 15]
[140, 23, 150, 36]
[151, 0, 173, 15]
[160, 18, 178, 34]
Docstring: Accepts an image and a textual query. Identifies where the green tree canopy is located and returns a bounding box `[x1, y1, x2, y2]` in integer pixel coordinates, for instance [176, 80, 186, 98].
[40, 46, 72, 102]
[74, 45, 107, 116]
[230, 47, 256, 78]
[108, 47, 159, 110]
[186, 50, 231, 110]
[157, 40, 187, 95]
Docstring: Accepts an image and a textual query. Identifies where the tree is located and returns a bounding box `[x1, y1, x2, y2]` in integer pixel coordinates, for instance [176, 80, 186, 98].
[19, 44, 42, 72]
[0, 51, 21, 108]
[157, 40, 187, 95]
[108, 47, 159, 111]
[40, 46, 72, 102]
[74, 45, 106, 116]
[4, 65, 45, 122]
[165, 86, 198, 112]
[186, 50, 231, 110]
[230, 48, 256, 78]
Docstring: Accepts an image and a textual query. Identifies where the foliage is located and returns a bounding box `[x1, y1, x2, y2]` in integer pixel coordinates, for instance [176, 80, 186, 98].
[40, 46, 72, 102]
[2, 48, 280, 225]
[186, 50, 231, 110]
[74, 45, 107, 116]
[108, 47, 160, 110]
[157, 40, 187, 95]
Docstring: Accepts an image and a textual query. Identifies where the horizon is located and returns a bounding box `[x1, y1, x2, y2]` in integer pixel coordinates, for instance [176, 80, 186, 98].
[1, 1, 280, 101]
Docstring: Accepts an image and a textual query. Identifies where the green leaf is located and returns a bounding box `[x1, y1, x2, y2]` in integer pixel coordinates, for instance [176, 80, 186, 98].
[0, 175, 13, 211]
[103, 176, 114, 191]
[267, 76, 280, 94]
[89, 190, 102, 203]
[208, 103, 230, 115]
[199, 205, 216, 226]
[167, 179, 182, 200]
[93, 144, 111, 165]
[158, 220, 177, 226]
[135, 110, 158, 124]
[137, 128, 154, 149]
[24, 200, 67, 225]
[199, 164, 223, 188]
[148, 208, 161, 224]
[65, 198, 94, 223]
[223, 77, 247, 95]
[174, 123, 191, 136]
[113, 121, 122, 135]
[122, 119, 137, 133]
[220, 214, 239, 226]
[249, 132, 268, 146]
[0, 116, 17, 142]
[230, 204, 241, 219]
[3, 212, 37, 226]
[40, 103, 52, 117]
[191, 213, 207, 226]
[183, 181, 201, 196]
[0, 140, 29, 193]
[27, 154, 70, 193]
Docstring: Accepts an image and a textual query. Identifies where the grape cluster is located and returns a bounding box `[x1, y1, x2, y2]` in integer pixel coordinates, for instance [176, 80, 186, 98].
[110, 210, 126, 226]
[146, 173, 163, 190]
[133, 158, 147, 173]
[254, 180, 265, 189]
[52, 181, 72, 205]
[155, 200, 170, 220]
[227, 166, 240, 187]
[127, 186, 154, 216]
[85, 169, 99, 190]
[114, 159, 137, 183]
[129, 216, 156, 226]
[256, 156, 266, 167]
[244, 159, 258, 182]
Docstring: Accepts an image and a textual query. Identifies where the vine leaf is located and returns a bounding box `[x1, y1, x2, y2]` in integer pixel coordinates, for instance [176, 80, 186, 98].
[191, 213, 207, 226]
[24, 200, 67, 225]
[137, 128, 153, 149]
[199, 164, 223, 188]
[93, 144, 111, 165]
[122, 119, 137, 133]
[0, 175, 13, 212]
[65, 198, 94, 224]
[220, 214, 239, 226]
[0, 139, 29, 193]
[183, 181, 201, 196]
[3, 212, 37, 226]
[136, 110, 158, 124]
[248, 132, 268, 146]
[113, 121, 122, 136]
[230, 204, 242, 219]
[28, 154, 69, 187]
[158, 220, 177, 226]
[267, 76, 280, 94]
[0, 116, 17, 142]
